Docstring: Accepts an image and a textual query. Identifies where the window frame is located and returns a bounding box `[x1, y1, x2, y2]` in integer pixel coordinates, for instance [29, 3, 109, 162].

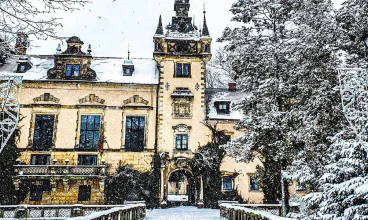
[74, 64, 81, 77]
[78, 155, 98, 165]
[78, 185, 91, 202]
[32, 114, 55, 150]
[79, 115, 102, 150]
[249, 174, 260, 191]
[124, 116, 146, 152]
[31, 154, 51, 165]
[175, 134, 188, 150]
[215, 101, 230, 115]
[222, 176, 233, 191]
[65, 64, 81, 78]
[175, 63, 191, 77]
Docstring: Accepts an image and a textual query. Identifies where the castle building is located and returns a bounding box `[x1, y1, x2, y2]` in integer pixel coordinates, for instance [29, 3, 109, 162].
[0, 0, 267, 205]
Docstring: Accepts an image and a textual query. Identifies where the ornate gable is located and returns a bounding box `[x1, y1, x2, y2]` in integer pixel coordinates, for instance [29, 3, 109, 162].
[78, 94, 105, 105]
[47, 36, 96, 80]
[33, 93, 60, 103]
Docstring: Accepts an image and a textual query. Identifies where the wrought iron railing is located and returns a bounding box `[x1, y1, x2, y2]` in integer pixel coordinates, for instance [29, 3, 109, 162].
[0, 204, 145, 219]
[220, 203, 298, 220]
[14, 165, 106, 177]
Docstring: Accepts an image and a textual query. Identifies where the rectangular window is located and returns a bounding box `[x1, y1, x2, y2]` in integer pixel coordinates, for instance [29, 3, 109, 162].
[79, 115, 101, 150]
[31, 155, 51, 165]
[223, 176, 232, 190]
[29, 181, 50, 202]
[33, 115, 55, 150]
[20, 65, 25, 72]
[125, 116, 145, 152]
[175, 63, 190, 77]
[66, 64, 72, 77]
[78, 185, 91, 201]
[183, 64, 190, 76]
[219, 104, 229, 114]
[175, 134, 188, 150]
[250, 175, 259, 191]
[30, 186, 43, 201]
[74, 64, 80, 77]
[78, 155, 98, 165]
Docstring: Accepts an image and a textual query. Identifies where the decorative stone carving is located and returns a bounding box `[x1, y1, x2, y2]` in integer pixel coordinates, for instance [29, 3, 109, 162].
[172, 98, 192, 118]
[33, 93, 60, 103]
[175, 157, 189, 168]
[78, 94, 105, 105]
[172, 124, 191, 133]
[123, 95, 149, 105]
[47, 36, 97, 80]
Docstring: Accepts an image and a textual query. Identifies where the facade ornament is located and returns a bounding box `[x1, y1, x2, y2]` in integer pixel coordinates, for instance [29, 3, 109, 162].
[165, 82, 170, 91]
[78, 94, 105, 105]
[195, 82, 200, 91]
[123, 95, 149, 105]
[33, 93, 60, 103]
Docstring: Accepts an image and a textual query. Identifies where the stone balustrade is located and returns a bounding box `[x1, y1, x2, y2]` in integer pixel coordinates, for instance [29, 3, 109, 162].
[220, 203, 297, 220]
[67, 204, 146, 220]
[14, 165, 107, 177]
[0, 204, 145, 219]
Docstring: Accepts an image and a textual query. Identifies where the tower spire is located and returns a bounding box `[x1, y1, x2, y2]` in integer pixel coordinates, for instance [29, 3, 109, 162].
[155, 15, 164, 35]
[128, 44, 130, 60]
[202, 2, 210, 36]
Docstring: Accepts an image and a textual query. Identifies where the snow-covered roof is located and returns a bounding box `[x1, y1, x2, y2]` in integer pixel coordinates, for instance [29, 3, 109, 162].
[165, 31, 200, 41]
[207, 88, 246, 121]
[0, 55, 159, 85]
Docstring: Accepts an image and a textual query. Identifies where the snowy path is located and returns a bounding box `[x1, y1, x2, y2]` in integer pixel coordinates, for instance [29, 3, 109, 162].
[145, 206, 225, 220]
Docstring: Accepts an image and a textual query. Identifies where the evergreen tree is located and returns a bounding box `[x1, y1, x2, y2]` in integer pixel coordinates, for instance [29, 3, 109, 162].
[0, 125, 28, 204]
[291, 1, 368, 218]
[337, 0, 368, 64]
[219, 0, 344, 208]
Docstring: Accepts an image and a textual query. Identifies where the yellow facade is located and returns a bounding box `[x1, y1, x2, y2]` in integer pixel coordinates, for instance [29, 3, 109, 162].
[10, 0, 267, 206]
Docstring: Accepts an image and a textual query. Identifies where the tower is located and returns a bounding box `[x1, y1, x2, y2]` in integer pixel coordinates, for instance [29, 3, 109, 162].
[153, 0, 212, 206]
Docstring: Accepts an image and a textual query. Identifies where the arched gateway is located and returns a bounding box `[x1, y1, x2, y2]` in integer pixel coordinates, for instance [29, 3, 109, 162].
[160, 153, 204, 207]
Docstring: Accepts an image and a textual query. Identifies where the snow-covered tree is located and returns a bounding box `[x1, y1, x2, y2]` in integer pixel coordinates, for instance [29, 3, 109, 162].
[295, 130, 368, 219]
[336, 0, 368, 65]
[0, 0, 89, 53]
[219, 0, 344, 206]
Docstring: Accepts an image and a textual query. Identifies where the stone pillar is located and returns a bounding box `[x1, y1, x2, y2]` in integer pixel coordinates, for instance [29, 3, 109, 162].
[160, 167, 167, 208]
[198, 176, 204, 208]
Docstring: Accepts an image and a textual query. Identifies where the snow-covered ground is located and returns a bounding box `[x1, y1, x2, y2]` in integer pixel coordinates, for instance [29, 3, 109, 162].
[145, 207, 225, 220]
[167, 195, 188, 202]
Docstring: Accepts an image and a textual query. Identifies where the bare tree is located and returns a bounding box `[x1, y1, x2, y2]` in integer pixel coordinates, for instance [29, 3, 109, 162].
[0, 0, 90, 52]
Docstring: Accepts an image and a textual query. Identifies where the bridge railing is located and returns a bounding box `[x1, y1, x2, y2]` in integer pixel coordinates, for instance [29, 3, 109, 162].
[220, 203, 297, 220]
[0, 204, 145, 219]
[67, 204, 146, 220]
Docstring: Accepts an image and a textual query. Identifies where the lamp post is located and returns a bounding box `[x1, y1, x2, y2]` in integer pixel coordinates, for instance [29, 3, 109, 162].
[65, 158, 70, 165]
[52, 158, 57, 165]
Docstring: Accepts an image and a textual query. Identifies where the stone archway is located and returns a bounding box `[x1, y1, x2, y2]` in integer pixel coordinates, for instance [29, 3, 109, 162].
[159, 154, 204, 208]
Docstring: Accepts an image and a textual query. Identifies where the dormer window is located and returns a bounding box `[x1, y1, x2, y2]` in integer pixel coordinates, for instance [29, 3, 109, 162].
[47, 36, 96, 80]
[175, 63, 190, 77]
[16, 56, 33, 73]
[215, 101, 230, 115]
[122, 60, 134, 76]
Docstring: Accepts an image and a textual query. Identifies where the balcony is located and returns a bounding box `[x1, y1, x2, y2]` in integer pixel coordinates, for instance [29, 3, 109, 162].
[14, 165, 106, 178]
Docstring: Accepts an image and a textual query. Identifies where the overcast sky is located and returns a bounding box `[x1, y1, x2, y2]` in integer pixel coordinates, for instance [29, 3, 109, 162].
[29, 0, 345, 58]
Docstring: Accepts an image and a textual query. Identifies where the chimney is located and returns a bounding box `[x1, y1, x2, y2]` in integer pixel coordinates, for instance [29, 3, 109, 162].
[15, 32, 28, 55]
[228, 83, 237, 92]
